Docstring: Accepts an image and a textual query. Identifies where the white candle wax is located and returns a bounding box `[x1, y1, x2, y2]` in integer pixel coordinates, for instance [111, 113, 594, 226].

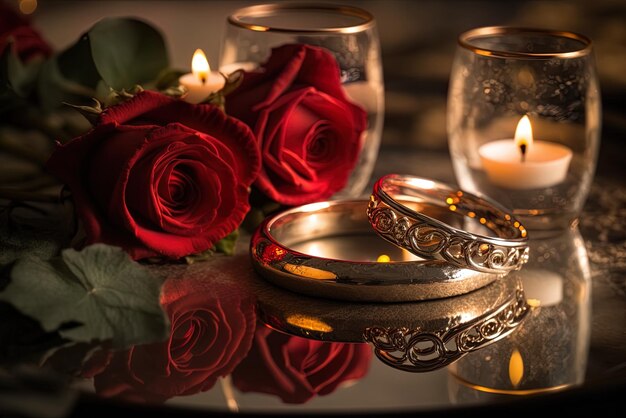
[478, 115, 573, 190]
[219, 61, 259, 76]
[521, 268, 563, 307]
[179, 49, 225, 104]
[179, 72, 224, 104]
[479, 140, 573, 189]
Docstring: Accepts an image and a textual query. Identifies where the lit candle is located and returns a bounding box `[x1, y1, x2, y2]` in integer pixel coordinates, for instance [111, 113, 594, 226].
[521, 268, 563, 307]
[179, 49, 225, 104]
[218, 61, 258, 76]
[478, 115, 573, 189]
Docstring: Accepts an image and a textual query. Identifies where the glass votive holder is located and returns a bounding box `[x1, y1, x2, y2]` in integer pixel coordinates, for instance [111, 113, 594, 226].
[447, 226, 591, 401]
[447, 27, 602, 233]
[220, 3, 384, 199]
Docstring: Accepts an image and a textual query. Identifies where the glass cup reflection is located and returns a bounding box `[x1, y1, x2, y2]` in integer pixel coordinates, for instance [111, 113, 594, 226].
[448, 226, 591, 401]
[220, 3, 384, 199]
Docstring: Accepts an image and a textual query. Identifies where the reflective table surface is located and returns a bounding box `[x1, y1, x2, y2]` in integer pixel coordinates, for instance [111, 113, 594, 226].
[0, 148, 624, 417]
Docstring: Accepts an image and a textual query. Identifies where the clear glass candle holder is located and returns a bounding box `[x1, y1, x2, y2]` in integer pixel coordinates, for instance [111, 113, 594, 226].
[448, 226, 591, 401]
[220, 3, 384, 199]
[447, 27, 601, 233]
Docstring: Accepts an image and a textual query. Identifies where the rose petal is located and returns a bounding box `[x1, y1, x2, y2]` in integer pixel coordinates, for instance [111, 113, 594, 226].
[138, 92, 260, 185]
[99, 91, 175, 126]
[232, 328, 372, 404]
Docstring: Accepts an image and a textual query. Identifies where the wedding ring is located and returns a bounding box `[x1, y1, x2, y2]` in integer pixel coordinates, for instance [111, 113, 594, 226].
[250, 200, 501, 302]
[368, 174, 529, 274]
[247, 256, 529, 372]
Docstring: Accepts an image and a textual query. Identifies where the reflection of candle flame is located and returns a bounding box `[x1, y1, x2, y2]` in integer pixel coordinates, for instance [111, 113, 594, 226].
[192, 48, 210, 84]
[220, 376, 239, 413]
[515, 115, 533, 162]
[406, 178, 436, 189]
[283, 263, 337, 280]
[377, 254, 391, 263]
[508, 349, 524, 388]
[286, 314, 333, 332]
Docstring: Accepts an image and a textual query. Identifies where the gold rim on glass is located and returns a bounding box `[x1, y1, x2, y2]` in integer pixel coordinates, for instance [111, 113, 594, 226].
[449, 373, 574, 396]
[458, 26, 592, 59]
[227, 3, 375, 34]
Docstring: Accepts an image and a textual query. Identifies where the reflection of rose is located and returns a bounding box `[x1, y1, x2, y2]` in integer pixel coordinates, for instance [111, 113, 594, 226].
[226, 44, 367, 205]
[93, 278, 256, 403]
[0, 2, 52, 62]
[47, 91, 260, 260]
[231, 326, 372, 404]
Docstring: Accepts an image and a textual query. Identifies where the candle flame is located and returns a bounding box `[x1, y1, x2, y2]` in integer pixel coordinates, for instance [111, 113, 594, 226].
[191, 48, 210, 84]
[514, 115, 533, 161]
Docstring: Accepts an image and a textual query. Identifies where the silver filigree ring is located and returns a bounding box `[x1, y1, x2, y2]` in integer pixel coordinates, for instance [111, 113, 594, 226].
[368, 174, 530, 274]
[363, 285, 529, 372]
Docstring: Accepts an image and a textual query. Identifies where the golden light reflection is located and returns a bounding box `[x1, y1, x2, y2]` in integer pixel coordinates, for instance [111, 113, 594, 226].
[451, 374, 572, 396]
[305, 243, 324, 257]
[508, 349, 524, 388]
[377, 254, 391, 263]
[283, 263, 337, 280]
[446, 197, 454, 205]
[248, 24, 270, 32]
[286, 314, 333, 333]
[406, 178, 436, 189]
[19, 0, 37, 14]
[304, 201, 332, 212]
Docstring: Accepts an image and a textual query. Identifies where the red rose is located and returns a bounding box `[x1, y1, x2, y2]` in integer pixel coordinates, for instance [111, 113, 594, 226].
[46, 91, 261, 259]
[231, 326, 372, 404]
[93, 278, 256, 403]
[0, 2, 52, 62]
[226, 44, 367, 205]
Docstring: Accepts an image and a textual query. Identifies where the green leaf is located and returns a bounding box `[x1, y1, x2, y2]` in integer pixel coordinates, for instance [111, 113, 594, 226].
[0, 47, 28, 112]
[88, 18, 169, 90]
[154, 67, 186, 90]
[5, 52, 43, 98]
[183, 229, 240, 264]
[56, 33, 101, 90]
[183, 248, 214, 265]
[213, 229, 239, 256]
[0, 244, 169, 348]
[37, 56, 97, 111]
[200, 91, 225, 111]
[221, 69, 244, 96]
